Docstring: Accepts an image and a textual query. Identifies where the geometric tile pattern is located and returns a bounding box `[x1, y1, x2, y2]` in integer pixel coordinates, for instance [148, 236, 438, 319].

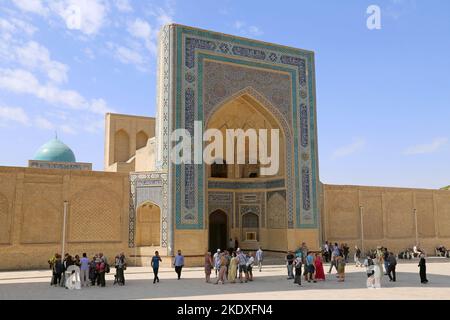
[158, 25, 319, 231]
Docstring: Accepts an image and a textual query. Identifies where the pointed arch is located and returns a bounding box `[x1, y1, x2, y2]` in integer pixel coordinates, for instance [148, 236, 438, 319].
[136, 201, 161, 246]
[136, 130, 149, 150]
[115, 129, 130, 163]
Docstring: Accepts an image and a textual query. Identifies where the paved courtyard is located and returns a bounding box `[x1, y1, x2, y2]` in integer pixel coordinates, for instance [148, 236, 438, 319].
[1, 258, 450, 300]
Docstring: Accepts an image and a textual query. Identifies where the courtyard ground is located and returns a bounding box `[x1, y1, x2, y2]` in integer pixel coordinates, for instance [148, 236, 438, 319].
[1, 258, 449, 300]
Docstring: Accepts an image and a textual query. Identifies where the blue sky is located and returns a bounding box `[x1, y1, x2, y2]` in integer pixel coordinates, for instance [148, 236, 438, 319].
[0, 0, 449, 189]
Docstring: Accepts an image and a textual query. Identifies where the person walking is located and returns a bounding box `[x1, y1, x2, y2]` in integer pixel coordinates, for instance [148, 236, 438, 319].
[48, 253, 57, 286]
[114, 253, 126, 285]
[246, 252, 255, 281]
[305, 252, 316, 283]
[53, 254, 64, 287]
[314, 253, 325, 281]
[224, 250, 231, 281]
[337, 255, 346, 282]
[418, 253, 428, 284]
[100, 253, 109, 287]
[373, 247, 384, 288]
[173, 250, 184, 280]
[215, 253, 228, 285]
[343, 243, 350, 263]
[301, 243, 309, 281]
[152, 251, 162, 283]
[323, 241, 330, 263]
[237, 249, 248, 283]
[204, 252, 213, 283]
[383, 248, 390, 275]
[387, 252, 397, 282]
[89, 255, 97, 286]
[256, 247, 264, 272]
[213, 249, 221, 278]
[228, 252, 238, 283]
[293, 254, 302, 286]
[354, 245, 362, 267]
[328, 246, 339, 274]
[364, 255, 375, 288]
[80, 253, 90, 287]
[285, 251, 295, 280]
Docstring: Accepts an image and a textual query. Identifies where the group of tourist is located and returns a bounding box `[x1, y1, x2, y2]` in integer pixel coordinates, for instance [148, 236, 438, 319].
[48, 241, 432, 290]
[48, 252, 126, 289]
[203, 247, 263, 284]
[285, 242, 326, 286]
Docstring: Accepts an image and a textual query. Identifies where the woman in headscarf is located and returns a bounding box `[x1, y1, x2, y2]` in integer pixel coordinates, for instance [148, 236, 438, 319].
[418, 253, 428, 284]
[228, 252, 238, 283]
[204, 252, 213, 283]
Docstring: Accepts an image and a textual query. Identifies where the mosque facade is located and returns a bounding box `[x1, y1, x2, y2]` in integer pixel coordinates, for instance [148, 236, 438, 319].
[1, 24, 450, 270]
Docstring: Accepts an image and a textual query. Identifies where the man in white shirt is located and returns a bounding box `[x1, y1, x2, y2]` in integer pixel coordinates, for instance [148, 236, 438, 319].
[213, 249, 221, 277]
[256, 247, 264, 272]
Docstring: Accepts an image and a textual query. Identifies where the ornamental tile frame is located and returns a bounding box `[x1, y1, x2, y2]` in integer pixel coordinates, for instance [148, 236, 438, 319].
[129, 172, 168, 248]
[155, 24, 320, 234]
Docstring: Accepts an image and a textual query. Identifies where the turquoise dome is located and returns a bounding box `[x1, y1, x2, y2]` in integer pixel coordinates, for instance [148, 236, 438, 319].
[33, 138, 76, 163]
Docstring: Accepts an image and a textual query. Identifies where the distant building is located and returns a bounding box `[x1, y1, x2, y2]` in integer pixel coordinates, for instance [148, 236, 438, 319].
[28, 137, 92, 171]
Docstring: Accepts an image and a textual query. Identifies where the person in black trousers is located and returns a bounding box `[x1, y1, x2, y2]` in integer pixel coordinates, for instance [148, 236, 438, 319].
[387, 252, 397, 282]
[293, 255, 302, 286]
[418, 254, 428, 284]
[152, 251, 162, 283]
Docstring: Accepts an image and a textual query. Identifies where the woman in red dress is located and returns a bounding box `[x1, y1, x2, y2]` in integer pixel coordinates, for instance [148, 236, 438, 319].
[314, 253, 326, 281]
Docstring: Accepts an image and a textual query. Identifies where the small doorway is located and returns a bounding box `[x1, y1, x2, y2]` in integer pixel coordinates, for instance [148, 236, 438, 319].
[209, 210, 227, 252]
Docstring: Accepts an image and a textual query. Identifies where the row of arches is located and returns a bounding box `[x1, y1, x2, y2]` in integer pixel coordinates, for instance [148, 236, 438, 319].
[211, 161, 260, 179]
[134, 203, 261, 251]
[114, 130, 149, 163]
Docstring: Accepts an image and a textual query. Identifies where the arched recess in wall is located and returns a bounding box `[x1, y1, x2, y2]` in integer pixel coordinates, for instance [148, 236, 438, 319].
[242, 212, 259, 241]
[205, 89, 287, 179]
[136, 202, 161, 246]
[136, 130, 149, 150]
[115, 129, 130, 163]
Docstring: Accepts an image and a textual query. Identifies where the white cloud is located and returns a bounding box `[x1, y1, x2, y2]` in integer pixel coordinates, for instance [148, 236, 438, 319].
[114, 0, 133, 13]
[10, 18, 38, 36]
[0, 17, 37, 41]
[404, 137, 448, 155]
[127, 18, 157, 54]
[386, 0, 417, 20]
[0, 105, 29, 125]
[0, 68, 114, 115]
[128, 18, 153, 39]
[114, 46, 145, 66]
[51, 0, 109, 36]
[60, 124, 76, 134]
[83, 47, 95, 59]
[35, 116, 55, 130]
[332, 138, 366, 159]
[248, 26, 263, 36]
[155, 7, 173, 26]
[233, 21, 263, 37]
[15, 41, 69, 84]
[12, 0, 48, 16]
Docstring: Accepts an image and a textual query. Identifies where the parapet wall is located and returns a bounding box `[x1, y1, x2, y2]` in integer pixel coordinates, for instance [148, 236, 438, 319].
[322, 184, 450, 255]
